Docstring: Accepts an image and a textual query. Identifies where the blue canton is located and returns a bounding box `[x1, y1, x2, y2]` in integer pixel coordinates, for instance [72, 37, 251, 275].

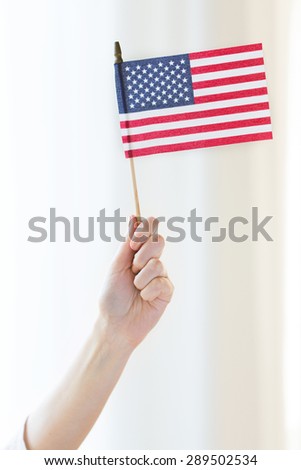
[117, 54, 194, 114]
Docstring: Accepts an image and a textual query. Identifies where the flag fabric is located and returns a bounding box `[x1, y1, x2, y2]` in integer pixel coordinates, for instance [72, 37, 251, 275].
[115, 43, 273, 159]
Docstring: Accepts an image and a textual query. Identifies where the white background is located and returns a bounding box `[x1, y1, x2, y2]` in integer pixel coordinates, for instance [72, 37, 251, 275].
[0, 0, 300, 450]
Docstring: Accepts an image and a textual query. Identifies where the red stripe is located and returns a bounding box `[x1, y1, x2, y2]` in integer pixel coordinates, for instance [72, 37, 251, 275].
[189, 43, 263, 60]
[122, 117, 271, 144]
[191, 58, 264, 75]
[125, 132, 273, 158]
[192, 72, 266, 89]
[120, 102, 270, 129]
[194, 87, 268, 104]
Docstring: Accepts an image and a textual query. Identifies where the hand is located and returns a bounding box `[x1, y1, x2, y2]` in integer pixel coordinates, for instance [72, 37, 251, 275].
[98, 216, 174, 351]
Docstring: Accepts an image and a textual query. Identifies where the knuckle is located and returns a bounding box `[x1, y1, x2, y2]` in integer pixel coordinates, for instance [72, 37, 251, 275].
[150, 232, 165, 247]
[133, 275, 141, 289]
[157, 234, 165, 247]
[162, 278, 174, 297]
[140, 289, 149, 301]
[133, 254, 143, 271]
[148, 257, 162, 271]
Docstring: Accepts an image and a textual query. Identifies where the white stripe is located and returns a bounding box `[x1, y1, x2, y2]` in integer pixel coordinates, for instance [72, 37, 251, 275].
[190, 50, 263, 67]
[191, 65, 266, 81]
[121, 109, 271, 136]
[199, 94, 268, 110]
[193, 79, 267, 97]
[120, 94, 269, 121]
[122, 124, 273, 151]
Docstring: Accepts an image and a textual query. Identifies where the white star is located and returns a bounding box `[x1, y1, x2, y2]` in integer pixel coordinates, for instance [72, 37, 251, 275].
[172, 79, 176, 84]
[138, 84, 143, 89]
[142, 69, 147, 74]
[178, 83, 182, 88]
[177, 74, 181, 79]
[179, 92, 184, 97]
[154, 67, 158, 72]
[180, 59, 185, 64]
[176, 64, 180, 70]
[136, 65, 141, 70]
[185, 96, 190, 101]
[167, 84, 171, 89]
[162, 90, 167, 95]
[156, 86, 160, 91]
[161, 81, 165, 86]
[151, 91, 155, 97]
[128, 85, 132, 90]
[152, 100, 156, 105]
[133, 79, 137, 84]
[166, 76, 170, 81]
[130, 103, 135, 108]
[125, 66, 130, 71]
[168, 94, 172, 99]
[157, 95, 161, 100]
[146, 97, 151, 102]
[173, 88, 177, 94]
[184, 87, 189, 92]
[158, 62, 163, 67]
[126, 75, 131, 81]
[129, 94, 133, 99]
[155, 77, 159, 82]
[145, 87, 150, 92]
[174, 98, 179, 103]
[131, 70, 136, 75]
[169, 60, 174, 65]
[163, 99, 167, 104]
[183, 78, 188, 83]
[143, 78, 148, 83]
[140, 93, 144, 98]
[137, 74, 142, 79]
[147, 63, 152, 68]
[149, 73, 153, 78]
[170, 70, 175, 75]
[159, 71, 164, 77]
[164, 66, 169, 71]
[134, 89, 138, 94]
[150, 82, 154, 87]
[135, 98, 140, 103]
[141, 102, 145, 107]
[182, 68, 186, 74]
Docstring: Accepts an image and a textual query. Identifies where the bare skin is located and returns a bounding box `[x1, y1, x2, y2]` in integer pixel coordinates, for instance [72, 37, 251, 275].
[24, 217, 174, 450]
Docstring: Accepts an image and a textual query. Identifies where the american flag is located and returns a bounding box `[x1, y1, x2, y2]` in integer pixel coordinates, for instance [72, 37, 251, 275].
[115, 43, 273, 158]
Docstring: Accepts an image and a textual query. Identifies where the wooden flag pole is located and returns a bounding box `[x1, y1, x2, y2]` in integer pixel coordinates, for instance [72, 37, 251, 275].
[114, 41, 141, 221]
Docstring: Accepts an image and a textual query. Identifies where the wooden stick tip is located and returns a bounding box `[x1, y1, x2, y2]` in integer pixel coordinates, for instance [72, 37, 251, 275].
[114, 41, 123, 64]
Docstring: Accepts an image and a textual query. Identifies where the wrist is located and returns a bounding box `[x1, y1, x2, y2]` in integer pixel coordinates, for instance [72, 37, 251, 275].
[91, 316, 135, 364]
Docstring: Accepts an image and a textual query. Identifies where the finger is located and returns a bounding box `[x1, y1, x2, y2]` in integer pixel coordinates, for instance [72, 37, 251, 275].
[130, 216, 159, 252]
[111, 215, 138, 270]
[128, 215, 139, 239]
[140, 277, 174, 303]
[134, 258, 167, 291]
[132, 234, 165, 274]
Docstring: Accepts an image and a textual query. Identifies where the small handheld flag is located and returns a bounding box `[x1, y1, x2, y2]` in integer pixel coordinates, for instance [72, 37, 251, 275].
[115, 43, 273, 159]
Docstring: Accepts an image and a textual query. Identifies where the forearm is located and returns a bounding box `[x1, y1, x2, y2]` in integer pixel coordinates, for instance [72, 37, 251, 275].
[25, 321, 133, 450]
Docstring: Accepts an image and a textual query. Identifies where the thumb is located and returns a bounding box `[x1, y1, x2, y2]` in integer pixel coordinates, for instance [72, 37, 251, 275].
[111, 216, 137, 271]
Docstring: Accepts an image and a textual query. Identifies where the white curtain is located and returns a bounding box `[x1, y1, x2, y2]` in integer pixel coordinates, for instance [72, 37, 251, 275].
[0, 0, 300, 449]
